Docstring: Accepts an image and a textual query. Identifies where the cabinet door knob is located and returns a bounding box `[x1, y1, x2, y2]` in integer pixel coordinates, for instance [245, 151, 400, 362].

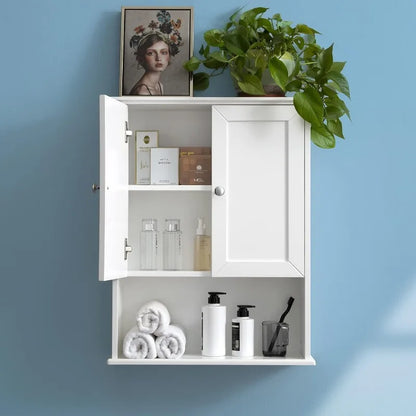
[214, 186, 225, 196]
[92, 184, 100, 192]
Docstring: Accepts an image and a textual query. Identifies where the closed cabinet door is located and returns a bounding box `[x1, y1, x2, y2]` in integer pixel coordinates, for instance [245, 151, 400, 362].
[211, 105, 306, 278]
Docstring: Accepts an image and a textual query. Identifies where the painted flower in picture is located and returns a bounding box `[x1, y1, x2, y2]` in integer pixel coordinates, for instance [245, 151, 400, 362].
[134, 25, 145, 34]
[129, 9, 183, 57]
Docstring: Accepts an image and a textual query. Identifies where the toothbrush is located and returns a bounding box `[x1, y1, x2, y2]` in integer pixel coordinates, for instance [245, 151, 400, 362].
[267, 297, 295, 353]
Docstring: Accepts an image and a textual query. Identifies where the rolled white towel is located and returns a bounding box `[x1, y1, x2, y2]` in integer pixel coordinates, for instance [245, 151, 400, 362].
[123, 327, 157, 359]
[136, 300, 170, 336]
[155, 325, 186, 359]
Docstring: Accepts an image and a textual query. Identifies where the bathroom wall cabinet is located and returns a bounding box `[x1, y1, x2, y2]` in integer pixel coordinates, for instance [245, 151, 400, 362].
[98, 95, 315, 365]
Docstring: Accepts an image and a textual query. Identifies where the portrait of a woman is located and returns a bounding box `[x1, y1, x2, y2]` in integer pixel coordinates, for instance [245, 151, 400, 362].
[120, 8, 193, 96]
[129, 33, 172, 95]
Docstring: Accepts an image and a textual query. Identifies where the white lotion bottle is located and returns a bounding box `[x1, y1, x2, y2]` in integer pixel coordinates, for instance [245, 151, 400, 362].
[202, 292, 227, 357]
[232, 305, 255, 357]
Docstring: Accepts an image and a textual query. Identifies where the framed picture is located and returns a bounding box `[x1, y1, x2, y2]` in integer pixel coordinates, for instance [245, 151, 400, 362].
[120, 7, 193, 97]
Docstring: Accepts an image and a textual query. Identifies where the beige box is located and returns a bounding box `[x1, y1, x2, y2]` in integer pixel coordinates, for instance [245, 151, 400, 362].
[135, 130, 159, 147]
[136, 148, 151, 184]
[135, 130, 158, 184]
[150, 148, 179, 185]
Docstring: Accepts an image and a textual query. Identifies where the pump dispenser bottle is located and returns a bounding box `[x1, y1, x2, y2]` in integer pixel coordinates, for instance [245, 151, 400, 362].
[202, 292, 226, 357]
[232, 305, 255, 357]
[194, 217, 211, 271]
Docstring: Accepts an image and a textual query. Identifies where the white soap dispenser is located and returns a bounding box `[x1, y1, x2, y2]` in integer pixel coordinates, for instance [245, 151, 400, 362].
[232, 305, 255, 357]
[202, 292, 227, 357]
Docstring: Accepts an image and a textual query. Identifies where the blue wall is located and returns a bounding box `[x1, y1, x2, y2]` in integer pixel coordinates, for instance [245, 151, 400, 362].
[1, 0, 415, 415]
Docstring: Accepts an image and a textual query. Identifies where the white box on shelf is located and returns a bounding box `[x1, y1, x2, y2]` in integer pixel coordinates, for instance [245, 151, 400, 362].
[150, 148, 179, 185]
[135, 130, 159, 148]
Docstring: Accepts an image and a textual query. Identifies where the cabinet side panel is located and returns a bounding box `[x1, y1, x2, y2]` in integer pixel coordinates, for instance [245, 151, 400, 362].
[112, 280, 121, 359]
[303, 122, 312, 358]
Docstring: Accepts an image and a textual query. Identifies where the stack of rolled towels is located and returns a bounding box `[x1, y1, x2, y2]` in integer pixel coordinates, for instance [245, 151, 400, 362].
[123, 300, 186, 360]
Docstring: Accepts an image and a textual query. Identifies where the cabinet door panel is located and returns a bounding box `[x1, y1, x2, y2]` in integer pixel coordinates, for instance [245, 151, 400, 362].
[212, 105, 305, 277]
[99, 95, 129, 281]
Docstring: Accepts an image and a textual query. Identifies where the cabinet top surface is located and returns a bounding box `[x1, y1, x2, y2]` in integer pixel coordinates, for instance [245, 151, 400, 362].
[104, 95, 294, 108]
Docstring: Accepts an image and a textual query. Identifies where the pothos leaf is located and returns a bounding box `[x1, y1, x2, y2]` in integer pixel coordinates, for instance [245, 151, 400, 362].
[327, 119, 344, 138]
[269, 56, 288, 91]
[183, 56, 201, 72]
[311, 125, 336, 148]
[293, 88, 324, 126]
[237, 74, 265, 95]
[193, 72, 210, 90]
[327, 71, 350, 98]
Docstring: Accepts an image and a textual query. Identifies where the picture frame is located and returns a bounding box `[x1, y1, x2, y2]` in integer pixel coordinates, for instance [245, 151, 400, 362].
[120, 7, 194, 97]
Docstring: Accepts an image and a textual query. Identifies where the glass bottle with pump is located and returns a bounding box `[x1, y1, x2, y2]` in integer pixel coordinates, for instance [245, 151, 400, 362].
[163, 219, 182, 270]
[194, 217, 211, 271]
[140, 219, 158, 270]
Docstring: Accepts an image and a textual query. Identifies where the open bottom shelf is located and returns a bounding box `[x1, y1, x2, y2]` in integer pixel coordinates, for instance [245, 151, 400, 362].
[108, 355, 316, 366]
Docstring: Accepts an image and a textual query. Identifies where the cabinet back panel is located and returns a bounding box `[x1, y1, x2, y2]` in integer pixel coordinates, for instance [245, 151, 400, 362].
[128, 192, 211, 271]
[116, 277, 305, 358]
[128, 108, 212, 185]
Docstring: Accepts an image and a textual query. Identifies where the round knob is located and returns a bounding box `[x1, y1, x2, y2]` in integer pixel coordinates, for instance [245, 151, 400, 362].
[214, 186, 225, 196]
[92, 184, 100, 192]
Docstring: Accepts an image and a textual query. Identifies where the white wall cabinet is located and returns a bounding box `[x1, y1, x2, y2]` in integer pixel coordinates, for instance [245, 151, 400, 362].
[99, 95, 314, 365]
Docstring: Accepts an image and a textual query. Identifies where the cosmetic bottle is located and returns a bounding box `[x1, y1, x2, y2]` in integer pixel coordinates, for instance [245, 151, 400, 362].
[140, 219, 158, 270]
[163, 219, 182, 270]
[232, 305, 255, 357]
[194, 217, 211, 271]
[202, 292, 227, 357]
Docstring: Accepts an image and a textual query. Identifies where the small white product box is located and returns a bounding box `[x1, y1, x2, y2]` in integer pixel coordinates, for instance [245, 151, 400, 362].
[136, 130, 159, 148]
[135, 131, 158, 184]
[136, 148, 151, 184]
[150, 148, 179, 185]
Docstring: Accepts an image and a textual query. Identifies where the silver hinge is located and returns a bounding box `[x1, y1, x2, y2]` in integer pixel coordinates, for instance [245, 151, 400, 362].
[125, 121, 132, 143]
[124, 238, 132, 260]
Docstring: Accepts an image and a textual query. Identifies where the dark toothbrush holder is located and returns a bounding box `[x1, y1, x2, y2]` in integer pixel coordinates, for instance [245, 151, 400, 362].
[262, 321, 289, 357]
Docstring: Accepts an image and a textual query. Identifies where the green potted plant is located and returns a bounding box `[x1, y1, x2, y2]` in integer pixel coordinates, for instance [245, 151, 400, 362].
[184, 7, 350, 148]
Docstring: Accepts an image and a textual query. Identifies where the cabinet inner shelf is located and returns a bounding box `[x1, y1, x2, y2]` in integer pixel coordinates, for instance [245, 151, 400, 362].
[127, 271, 210, 278]
[129, 185, 212, 192]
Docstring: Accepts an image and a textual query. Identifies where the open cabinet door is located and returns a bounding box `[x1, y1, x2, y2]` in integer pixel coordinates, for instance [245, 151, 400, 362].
[211, 105, 305, 277]
[99, 95, 129, 281]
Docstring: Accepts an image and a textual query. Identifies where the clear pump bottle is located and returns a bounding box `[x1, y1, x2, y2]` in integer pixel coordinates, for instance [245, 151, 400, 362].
[163, 219, 182, 270]
[140, 219, 158, 270]
[194, 217, 211, 271]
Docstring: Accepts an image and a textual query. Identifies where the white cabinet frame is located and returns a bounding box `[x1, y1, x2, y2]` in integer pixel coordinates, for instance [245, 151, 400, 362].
[98, 96, 314, 366]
